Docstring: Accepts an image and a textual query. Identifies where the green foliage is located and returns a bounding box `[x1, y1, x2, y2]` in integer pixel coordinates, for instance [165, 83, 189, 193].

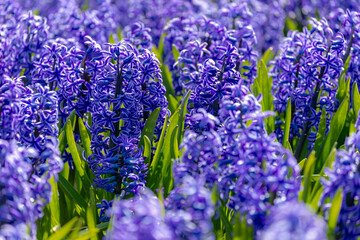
[253, 60, 275, 133]
[315, 94, 349, 171]
[37, 34, 358, 240]
[138, 107, 161, 148]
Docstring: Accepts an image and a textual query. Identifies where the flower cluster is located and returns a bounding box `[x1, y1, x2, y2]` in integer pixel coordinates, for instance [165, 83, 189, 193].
[174, 84, 301, 232]
[165, 176, 215, 240]
[217, 85, 301, 230]
[162, 4, 258, 103]
[321, 124, 360, 239]
[173, 109, 221, 187]
[260, 201, 328, 240]
[0, 76, 29, 140]
[46, 0, 117, 47]
[271, 18, 346, 158]
[0, 4, 49, 82]
[0, 140, 37, 239]
[87, 36, 168, 195]
[105, 188, 173, 240]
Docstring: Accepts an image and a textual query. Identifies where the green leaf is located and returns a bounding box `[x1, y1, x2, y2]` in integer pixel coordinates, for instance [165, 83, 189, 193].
[161, 112, 180, 196]
[282, 98, 291, 147]
[117, 27, 122, 41]
[310, 186, 323, 212]
[66, 119, 92, 195]
[109, 33, 115, 44]
[285, 140, 293, 153]
[48, 217, 79, 240]
[68, 110, 77, 130]
[336, 76, 350, 103]
[172, 44, 180, 62]
[168, 94, 179, 115]
[316, 95, 349, 170]
[76, 230, 99, 240]
[343, 55, 351, 74]
[143, 135, 152, 164]
[78, 118, 92, 158]
[78, 222, 109, 236]
[177, 90, 191, 145]
[312, 108, 327, 154]
[171, 125, 179, 159]
[286, 17, 297, 31]
[68, 218, 83, 240]
[302, 151, 316, 203]
[58, 130, 67, 155]
[311, 147, 336, 201]
[219, 206, 233, 236]
[328, 188, 343, 235]
[139, 107, 161, 148]
[87, 206, 98, 240]
[58, 175, 87, 219]
[253, 60, 274, 133]
[352, 82, 360, 120]
[158, 32, 166, 60]
[65, 120, 85, 177]
[161, 64, 176, 97]
[147, 114, 169, 189]
[49, 177, 60, 227]
[261, 47, 274, 66]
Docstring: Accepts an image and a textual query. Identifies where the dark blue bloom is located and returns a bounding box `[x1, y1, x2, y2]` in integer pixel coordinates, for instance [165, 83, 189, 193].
[165, 176, 215, 240]
[321, 126, 360, 239]
[260, 201, 327, 240]
[271, 18, 346, 158]
[105, 188, 173, 240]
[217, 85, 301, 231]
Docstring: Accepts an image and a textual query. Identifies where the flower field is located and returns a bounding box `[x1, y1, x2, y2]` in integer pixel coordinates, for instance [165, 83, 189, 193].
[1, 0, 360, 239]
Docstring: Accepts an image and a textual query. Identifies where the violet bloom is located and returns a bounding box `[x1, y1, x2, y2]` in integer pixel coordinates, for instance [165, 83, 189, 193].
[284, 0, 359, 31]
[87, 37, 168, 195]
[174, 26, 257, 116]
[163, 11, 258, 100]
[165, 176, 215, 240]
[217, 85, 301, 231]
[260, 201, 327, 240]
[271, 17, 345, 158]
[123, 21, 153, 51]
[321, 125, 360, 239]
[0, 75, 29, 140]
[341, 10, 360, 96]
[173, 109, 221, 188]
[105, 188, 173, 240]
[0, 140, 38, 239]
[0, 4, 48, 82]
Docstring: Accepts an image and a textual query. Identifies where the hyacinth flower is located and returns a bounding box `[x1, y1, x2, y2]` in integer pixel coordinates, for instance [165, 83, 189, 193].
[342, 10, 360, 95]
[0, 5, 49, 82]
[260, 201, 327, 240]
[116, 0, 215, 45]
[271, 17, 346, 159]
[216, 84, 301, 231]
[284, 0, 359, 31]
[0, 75, 29, 140]
[123, 21, 153, 51]
[45, 0, 117, 47]
[163, 5, 258, 98]
[321, 120, 360, 239]
[87, 37, 168, 195]
[0, 140, 37, 239]
[17, 83, 63, 216]
[165, 176, 215, 240]
[247, 0, 286, 53]
[175, 31, 257, 117]
[173, 108, 221, 187]
[105, 188, 173, 240]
